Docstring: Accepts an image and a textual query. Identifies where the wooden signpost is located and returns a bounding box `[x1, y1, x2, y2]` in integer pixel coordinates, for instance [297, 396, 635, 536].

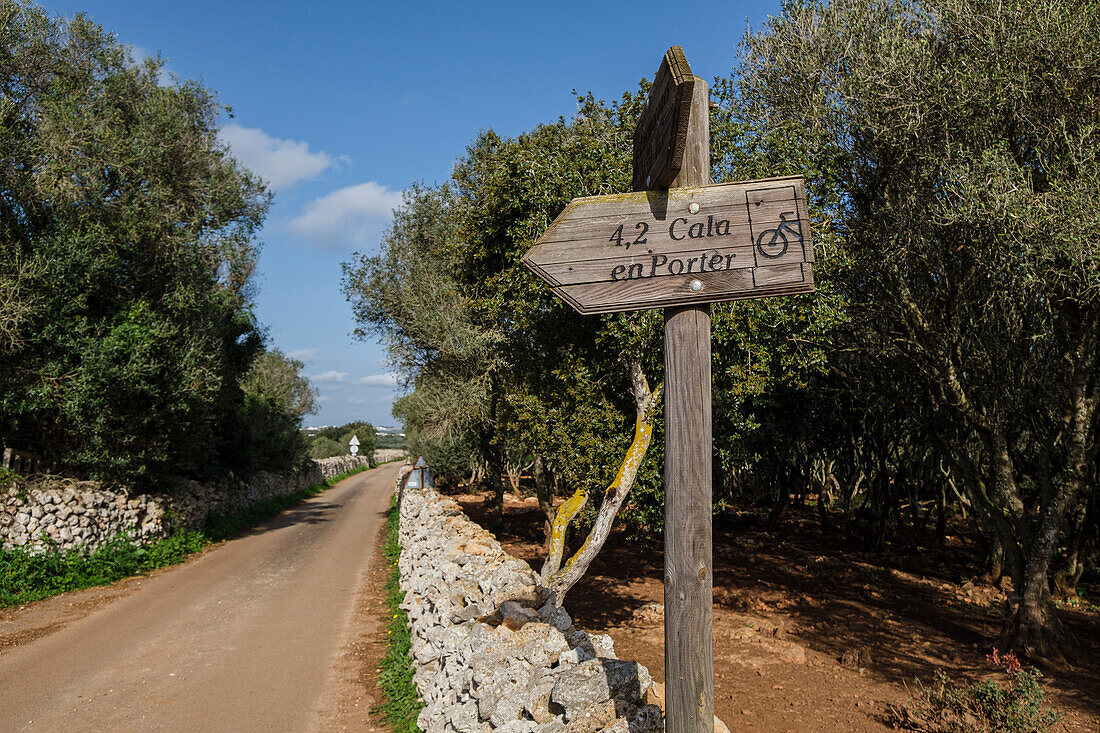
[632, 46, 695, 191]
[524, 47, 815, 733]
[521, 177, 815, 314]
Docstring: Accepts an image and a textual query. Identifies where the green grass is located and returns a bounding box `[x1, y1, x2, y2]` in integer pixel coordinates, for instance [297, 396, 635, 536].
[373, 496, 423, 731]
[0, 463, 373, 608]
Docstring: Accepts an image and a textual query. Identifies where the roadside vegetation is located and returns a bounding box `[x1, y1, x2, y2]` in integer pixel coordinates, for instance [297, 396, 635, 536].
[892, 651, 1061, 732]
[308, 421, 378, 460]
[376, 432, 408, 451]
[0, 464, 371, 608]
[343, 0, 1099, 670]
[0, 1, 318, 487]
[373, 496, 422, 732]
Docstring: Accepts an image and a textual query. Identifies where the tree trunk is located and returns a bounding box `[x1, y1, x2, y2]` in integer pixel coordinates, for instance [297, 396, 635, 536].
[531, 454, 557, 552]
[1004, 564, 1068, 665]
[819, 462, 840, 535]
[489, 460, 505, 528]
[983, 539, 1005, 587]
[543, 358, 661, 604]
[999, 465, 1083, 663]
[935, 483, 947, 547]
[1052, 500, 1088, 599]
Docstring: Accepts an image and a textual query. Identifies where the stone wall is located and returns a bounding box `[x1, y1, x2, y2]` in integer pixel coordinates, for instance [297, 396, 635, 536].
[0, 455, 371, 553]
[374, 448, 407, 464]
[398, 476, 664, 733]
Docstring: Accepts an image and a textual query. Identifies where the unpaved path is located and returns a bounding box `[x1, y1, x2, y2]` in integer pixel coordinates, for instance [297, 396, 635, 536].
[0, 463, 401, 733]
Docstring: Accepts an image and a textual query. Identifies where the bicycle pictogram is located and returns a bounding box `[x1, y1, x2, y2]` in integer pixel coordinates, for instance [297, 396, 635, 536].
[755, 211, 802, 259]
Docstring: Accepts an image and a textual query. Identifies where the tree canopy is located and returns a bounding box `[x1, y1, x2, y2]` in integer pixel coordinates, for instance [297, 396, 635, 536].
[0, 2, 312, 485]
[345, 0, 1098, 658]
[725, 0, 1100, 660]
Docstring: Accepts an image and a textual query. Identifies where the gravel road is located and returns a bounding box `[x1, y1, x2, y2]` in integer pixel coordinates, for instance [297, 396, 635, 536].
[0, 462, 401, 732]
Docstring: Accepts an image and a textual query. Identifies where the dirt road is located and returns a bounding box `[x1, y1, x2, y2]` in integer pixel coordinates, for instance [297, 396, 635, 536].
[0, 463, 401, 732]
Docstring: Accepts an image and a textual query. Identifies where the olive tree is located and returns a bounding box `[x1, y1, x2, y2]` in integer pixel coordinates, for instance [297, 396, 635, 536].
[236, 349, 318, 473]
[727, 0, 1100, 660]
[0, 2, 270, 484]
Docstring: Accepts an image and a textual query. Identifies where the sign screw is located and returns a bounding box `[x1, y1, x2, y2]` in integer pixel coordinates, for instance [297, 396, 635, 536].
[690, 279, 703, 291]
[689, 202, 700, 214]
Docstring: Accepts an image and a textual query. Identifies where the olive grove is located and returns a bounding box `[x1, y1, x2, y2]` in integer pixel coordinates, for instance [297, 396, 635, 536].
[345, 0, 1098, 657]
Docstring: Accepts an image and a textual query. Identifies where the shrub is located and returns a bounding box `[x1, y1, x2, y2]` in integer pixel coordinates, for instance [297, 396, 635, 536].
[309, 436, 345, 459]
[890, 651, 1061, 732]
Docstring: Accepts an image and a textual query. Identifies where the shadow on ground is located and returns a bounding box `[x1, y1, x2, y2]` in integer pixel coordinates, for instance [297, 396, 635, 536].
[453, 490, 1100, 724]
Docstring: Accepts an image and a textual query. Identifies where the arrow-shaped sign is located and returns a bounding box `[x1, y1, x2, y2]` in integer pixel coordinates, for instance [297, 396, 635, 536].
[348, 435, 360, 446]
[521, 176, 815, 315]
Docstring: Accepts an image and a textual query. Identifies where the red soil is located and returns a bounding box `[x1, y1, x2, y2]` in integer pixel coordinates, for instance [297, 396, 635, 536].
[452, 491, 1100, 733]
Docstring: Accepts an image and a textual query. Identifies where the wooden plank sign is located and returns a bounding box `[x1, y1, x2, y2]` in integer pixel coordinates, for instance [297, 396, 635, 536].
[632, 46, 695, 191]
[522, 176, 815, 314]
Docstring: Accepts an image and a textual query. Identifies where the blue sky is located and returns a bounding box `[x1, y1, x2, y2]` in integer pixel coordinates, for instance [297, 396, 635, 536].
[38, 0, 782, 428]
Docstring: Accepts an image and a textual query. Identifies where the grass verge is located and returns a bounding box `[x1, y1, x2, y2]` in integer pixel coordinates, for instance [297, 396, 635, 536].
[0, 463, 373, 608]
[373, 495, 423, 731]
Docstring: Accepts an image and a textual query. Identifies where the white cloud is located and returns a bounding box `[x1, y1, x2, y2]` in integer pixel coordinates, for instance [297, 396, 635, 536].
[310, 370, 348, 384]
[219, 124, 335, 190]
[358, 372, 400, 387]
[290, 182, 402, 250]
[288, 348, 319, 363]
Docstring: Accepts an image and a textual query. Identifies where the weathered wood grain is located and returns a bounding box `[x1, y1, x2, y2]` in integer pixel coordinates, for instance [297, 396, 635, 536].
[530, 242, 800, 288]
[521, 175, 815, 313]
[633, 46, 694, 192]
[663, 74, 714, 733]
[532, 179, 808, 241]
[527, 195, 813, 255]
[553, 264, 814, 314]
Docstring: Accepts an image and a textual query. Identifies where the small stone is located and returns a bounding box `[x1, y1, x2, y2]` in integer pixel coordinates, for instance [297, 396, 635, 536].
[588, 633, 615, 658]
[562, 699, 616, 733]
[630, 705, 665, 733]
[607, 659, 653, 700]
[534, 717, 567, 733]
[601, 719, 630, 733]
[645, 681, 665, 709]
[500, 600, 541, 630]
[552, 660, 612, 719]
[524, 670, 560, 724]
[539, 602, 573, 633]
[496, 720, 538, 733]
[631, 603, 664, 625]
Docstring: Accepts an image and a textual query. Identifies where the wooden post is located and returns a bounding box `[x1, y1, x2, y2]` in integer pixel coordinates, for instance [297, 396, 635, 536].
[523, 49, 815, 730]
[663, 76, 714, 733]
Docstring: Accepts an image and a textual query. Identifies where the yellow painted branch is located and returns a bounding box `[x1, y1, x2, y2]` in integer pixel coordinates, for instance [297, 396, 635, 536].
[540, 357, 661, 601]
[558, 409, 653, 579]
[541, 485, 589, 580]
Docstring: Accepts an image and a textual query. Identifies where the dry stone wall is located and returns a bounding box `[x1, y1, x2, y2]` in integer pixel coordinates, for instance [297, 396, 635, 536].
[398, 477, 664, 733]
[374, 448, 407, 464]
[0, 455, 371, 553]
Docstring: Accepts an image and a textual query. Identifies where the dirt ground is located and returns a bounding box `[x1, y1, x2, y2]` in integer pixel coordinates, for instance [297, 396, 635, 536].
[452, 491, 1100, 733]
